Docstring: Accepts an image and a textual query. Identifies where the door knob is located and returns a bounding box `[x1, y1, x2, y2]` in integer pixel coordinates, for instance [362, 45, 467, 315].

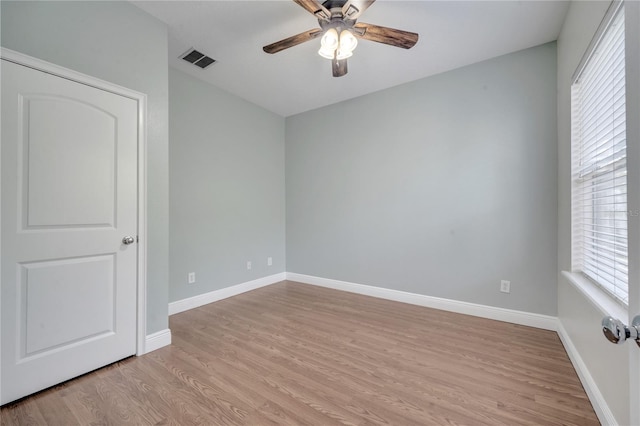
[122, 236, 136, 245]
[602, 315, 640, 347]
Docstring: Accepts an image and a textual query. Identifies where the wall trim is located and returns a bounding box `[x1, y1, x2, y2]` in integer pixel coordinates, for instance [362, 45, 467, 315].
[169, 272, 286, 315]
[286, 272, 558, 331]
[561, 271, 628, 321]
[144, 329, 172, 354]
[556, 321, 617, 426]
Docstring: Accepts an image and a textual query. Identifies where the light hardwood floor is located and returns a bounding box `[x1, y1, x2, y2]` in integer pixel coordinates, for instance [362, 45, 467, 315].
[1, 281, 598, 425]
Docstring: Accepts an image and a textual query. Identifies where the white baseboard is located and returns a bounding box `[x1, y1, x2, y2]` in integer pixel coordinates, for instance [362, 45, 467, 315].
[144, 328, 172, 354]
[556, 322, 616, 426]
[286, 272, 558, 331]
[168, 272, 286, 316]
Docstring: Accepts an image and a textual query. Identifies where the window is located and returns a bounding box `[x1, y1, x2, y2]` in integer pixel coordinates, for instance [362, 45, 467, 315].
[571, 3, 627, 305]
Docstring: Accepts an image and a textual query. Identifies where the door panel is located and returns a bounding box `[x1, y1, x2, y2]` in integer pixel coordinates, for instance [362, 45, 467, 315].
[1, 59, 138, 404]
[22, 96, 116, 228]
[21, 255, 116, 356]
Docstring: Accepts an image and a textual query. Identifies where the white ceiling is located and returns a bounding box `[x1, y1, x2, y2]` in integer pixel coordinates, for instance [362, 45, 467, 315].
[132, 0, 569, 117]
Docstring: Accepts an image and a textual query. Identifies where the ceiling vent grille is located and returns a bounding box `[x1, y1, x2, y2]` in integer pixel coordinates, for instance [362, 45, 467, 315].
[180, 48, 216, 69]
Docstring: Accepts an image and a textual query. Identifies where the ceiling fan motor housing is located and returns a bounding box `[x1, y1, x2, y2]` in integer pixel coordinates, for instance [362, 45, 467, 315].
[318, 0, 357, 31]
[322, 0, 348, 9]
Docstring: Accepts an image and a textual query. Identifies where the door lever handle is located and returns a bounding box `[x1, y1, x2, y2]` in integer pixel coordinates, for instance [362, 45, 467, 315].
[602, 315, 640, 347]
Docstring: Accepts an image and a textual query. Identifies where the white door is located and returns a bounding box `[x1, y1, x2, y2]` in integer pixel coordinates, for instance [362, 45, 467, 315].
[1, 59, 139, 404]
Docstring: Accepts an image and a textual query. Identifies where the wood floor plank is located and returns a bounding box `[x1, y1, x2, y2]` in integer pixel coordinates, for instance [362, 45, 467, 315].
[1, 398, 48, 426]
[32, 389, 79, 426]
[1, 281, 599, 425]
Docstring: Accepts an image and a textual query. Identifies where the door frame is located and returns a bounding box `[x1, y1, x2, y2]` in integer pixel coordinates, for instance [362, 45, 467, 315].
[0, 47, 149, 402]
[626, 2, 640, 424]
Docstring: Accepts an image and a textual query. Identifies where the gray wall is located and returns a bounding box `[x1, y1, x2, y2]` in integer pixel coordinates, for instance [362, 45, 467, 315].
[557, 2, 630, 424]
[1, 1, 170, 334]
[169, 68, 285, 302]
[286, 43, 558, 315]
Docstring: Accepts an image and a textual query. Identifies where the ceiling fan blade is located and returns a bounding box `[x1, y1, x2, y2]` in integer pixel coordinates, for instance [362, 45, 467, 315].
[263, 29, 323, 54]
[332, 58, 348, 77]
[342, 0, 376, 20]
[293, 0, 331, 21]
[353, 22, 418, 49]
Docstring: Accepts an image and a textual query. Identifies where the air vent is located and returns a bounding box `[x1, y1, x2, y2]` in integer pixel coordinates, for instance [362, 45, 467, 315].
[180, 48, 216, 69]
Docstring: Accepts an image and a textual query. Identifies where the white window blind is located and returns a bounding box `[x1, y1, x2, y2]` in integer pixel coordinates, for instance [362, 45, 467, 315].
[571, 3, 627, 305]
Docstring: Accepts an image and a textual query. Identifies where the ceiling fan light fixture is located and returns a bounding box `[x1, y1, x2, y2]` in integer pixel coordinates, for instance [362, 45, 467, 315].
[319, 27, 358, 61]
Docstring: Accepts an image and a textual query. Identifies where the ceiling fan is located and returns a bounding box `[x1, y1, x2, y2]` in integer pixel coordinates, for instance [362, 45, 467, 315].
[263, 0, 419, 77]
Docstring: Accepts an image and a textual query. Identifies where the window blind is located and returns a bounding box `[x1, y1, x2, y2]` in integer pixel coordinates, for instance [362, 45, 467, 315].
[571, 4, 627, 304]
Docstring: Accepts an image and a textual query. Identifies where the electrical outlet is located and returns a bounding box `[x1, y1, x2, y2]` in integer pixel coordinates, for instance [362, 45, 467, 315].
[267, 257, 273, 266]
[500, 280, 511, 293]
[247, 261, 252, 270]
[188, 272, 196, 284]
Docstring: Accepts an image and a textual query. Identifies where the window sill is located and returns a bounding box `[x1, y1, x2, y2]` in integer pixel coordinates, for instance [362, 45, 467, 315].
[561, 271, 628, 321]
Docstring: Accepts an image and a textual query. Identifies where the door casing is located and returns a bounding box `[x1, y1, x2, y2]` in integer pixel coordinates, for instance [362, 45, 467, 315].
[625, 1, 640, 424]
[0, 47, 149, 403]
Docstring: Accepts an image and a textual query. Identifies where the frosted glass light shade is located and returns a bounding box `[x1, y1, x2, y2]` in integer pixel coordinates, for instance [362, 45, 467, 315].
[321, 28, 339, 50]
[335, 48, 353, 60]
[339, 30, 358, 52]
[318, 46, 336, 59]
